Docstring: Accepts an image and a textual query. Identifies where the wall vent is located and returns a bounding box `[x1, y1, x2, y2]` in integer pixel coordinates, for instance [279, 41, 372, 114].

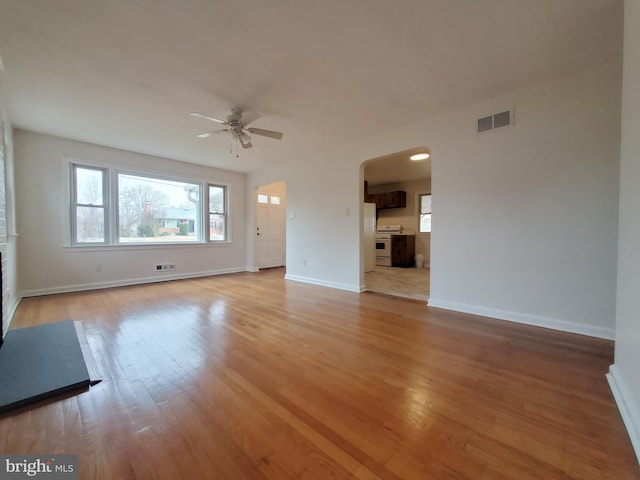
[155, 263, 176, 272]
[476, 108, 513, 133]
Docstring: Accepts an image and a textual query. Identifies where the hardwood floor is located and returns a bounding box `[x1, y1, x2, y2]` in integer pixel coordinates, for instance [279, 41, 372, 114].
[1, 268, 638, 479]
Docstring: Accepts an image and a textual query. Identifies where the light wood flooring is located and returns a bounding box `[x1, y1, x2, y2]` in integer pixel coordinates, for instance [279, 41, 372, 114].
[1, 268, 638, 479]
[365, 266, 429, 302]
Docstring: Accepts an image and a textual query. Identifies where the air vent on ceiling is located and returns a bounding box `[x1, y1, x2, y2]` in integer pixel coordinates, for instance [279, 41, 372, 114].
[476, 108, 513, 133]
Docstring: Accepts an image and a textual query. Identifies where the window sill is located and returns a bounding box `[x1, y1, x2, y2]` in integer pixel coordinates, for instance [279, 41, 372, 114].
[62, 242, 233, 253]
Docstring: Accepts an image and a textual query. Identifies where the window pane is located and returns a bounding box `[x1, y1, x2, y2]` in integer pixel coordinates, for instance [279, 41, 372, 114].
[420, 213, 432, 233]
[210, 213, 225, 240]
[421, 194, 431, 214]
[270, 195, 280, 205]
[257, 194, 268, 204]
[76, 206, 105, 243]
[75, 167, 104, 206]
[209, 185, 225, 213]
[118, 173, 200, 243]
[208, 185, 226, 241]
[419, 194, 432, 232]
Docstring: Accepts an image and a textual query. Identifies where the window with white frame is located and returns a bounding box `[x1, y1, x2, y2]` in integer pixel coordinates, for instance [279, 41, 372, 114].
[419, 193, 432, 233]
[70, 162, 228, 245]
[72, 165, 107, 244]
[117, 173, 201, 243]
[208, 184, 227, 241]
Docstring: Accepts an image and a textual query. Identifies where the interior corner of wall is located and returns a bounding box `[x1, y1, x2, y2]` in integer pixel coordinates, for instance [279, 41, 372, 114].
[606, 364, 640, 465]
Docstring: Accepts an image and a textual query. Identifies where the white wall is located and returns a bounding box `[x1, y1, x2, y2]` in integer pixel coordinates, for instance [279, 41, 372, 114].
[607, 0, 640, 463]
[249, 59, 622, 339]
[14, 130, 248, 296]
[429, 60, 621, 339]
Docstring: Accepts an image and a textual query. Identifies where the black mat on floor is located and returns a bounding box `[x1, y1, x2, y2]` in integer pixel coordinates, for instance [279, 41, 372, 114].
[0, 320, 91, 413]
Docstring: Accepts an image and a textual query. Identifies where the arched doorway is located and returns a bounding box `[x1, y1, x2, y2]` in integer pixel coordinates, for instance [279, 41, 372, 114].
[361, 147, 431, 301]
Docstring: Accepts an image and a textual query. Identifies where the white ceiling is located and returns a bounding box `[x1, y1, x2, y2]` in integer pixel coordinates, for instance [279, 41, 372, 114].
[364, 148, 431, 187]
[0, 1, 622, 176]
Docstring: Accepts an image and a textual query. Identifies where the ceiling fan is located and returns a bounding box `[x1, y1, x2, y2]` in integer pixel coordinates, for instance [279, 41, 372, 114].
[190, 107, 283, 150]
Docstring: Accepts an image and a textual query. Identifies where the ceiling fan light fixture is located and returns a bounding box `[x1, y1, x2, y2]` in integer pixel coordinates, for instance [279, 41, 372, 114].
[410, 153, 430, 161]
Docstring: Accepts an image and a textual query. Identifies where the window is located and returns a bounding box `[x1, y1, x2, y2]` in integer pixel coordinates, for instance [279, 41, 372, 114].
[118, 173, 200, 243]
[419, 193, 431, 233]
[70, 162, 229, 245]
[257, 193, 280, 205]
[72, 165, 107, 244]
[208, 184, 227, 241]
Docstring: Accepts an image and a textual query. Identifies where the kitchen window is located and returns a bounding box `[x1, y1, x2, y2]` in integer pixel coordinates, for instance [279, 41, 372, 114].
[419, 193, 431, 233]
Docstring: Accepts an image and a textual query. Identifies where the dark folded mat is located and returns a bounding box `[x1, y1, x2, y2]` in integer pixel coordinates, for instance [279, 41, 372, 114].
[0, 320, 91, 413]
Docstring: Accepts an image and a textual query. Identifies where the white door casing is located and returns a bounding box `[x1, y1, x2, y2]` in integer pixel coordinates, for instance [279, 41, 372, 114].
[256, 186, 285, 269]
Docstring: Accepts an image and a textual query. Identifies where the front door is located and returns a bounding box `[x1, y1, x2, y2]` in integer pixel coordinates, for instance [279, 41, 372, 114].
[256, 187, 285, 269]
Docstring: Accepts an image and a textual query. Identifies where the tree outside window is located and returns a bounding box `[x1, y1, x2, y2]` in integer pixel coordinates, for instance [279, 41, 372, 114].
[73, 165, 106, 243]
[71, 163, 227, 245]
[118, 173, 199, 243]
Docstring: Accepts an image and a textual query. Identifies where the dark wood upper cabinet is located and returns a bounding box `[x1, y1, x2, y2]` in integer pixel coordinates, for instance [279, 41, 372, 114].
[367, 192, 386, 209]
[384, 191, 406, 209]
[366, 190, 406, 209]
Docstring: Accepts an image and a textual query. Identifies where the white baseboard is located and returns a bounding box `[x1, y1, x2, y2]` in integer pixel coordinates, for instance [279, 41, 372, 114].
[607, 365, 640, 465]
[7, 296, 20, 321]
[284, 274, 361, 293]
[19, 267, 248, 298]
[427, 298, 615, 340]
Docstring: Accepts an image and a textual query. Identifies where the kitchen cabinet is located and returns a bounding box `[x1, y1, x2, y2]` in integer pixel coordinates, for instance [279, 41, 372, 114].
[385, 191, 406, 208]
[392, 235, 415, 267]
[368, 193, 386, 209]
[366, 190, 406, 209]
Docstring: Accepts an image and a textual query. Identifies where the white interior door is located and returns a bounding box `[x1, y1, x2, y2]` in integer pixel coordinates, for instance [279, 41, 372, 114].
[256, 186, 285, 269]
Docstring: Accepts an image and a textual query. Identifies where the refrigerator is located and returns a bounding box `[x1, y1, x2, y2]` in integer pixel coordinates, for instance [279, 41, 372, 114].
[363, 202, 376, 272]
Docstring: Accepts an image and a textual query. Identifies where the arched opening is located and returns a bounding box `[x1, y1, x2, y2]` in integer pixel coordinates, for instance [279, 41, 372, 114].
[361, 147, 431, 301]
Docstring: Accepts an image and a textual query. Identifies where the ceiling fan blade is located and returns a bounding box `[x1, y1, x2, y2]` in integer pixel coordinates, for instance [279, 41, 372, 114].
[239, 132, 253, 149]
[190, 112, 227, 125]
[196, 128, 229, 138]
[240, 109, 260, 126]
[246, 127, 283, 140]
